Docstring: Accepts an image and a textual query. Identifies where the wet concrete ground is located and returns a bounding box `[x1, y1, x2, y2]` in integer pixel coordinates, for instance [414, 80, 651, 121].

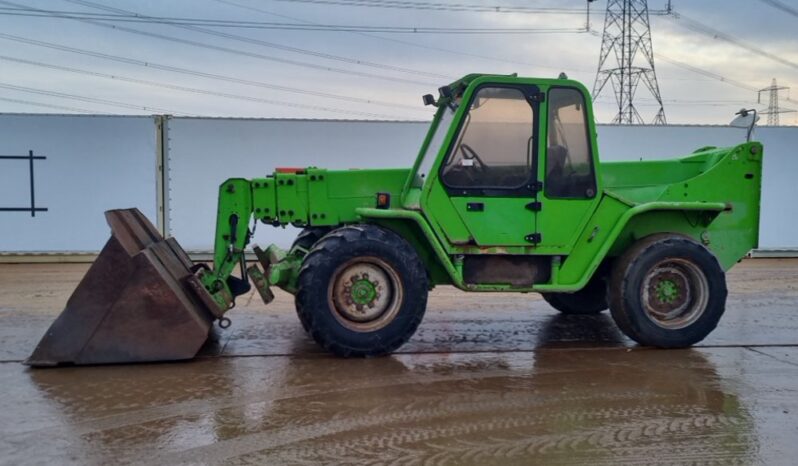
[0, 259, 796, 464]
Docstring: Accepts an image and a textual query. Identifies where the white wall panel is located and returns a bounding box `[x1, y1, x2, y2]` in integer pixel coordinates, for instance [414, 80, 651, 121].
[166, 118, 428, 250]
[596, 125, 746, 160]
[751, 127, 798, 250]
[0, 115, 157, 252]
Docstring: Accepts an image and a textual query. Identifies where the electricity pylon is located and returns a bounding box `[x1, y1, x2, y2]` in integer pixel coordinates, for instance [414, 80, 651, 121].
[758, 78, 795, 126]
[592, 0, 667, 125]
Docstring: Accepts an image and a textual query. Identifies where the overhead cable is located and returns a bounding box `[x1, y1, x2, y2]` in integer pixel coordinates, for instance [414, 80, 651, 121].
[61, 0, 450, 79]
[0, 95, 106, 113]
[211, 0, 593, 72]
[0, 1, 437, 86]
[0, 5, 586, 34]
[0, 33, 426, 113]
[0, 55, 424, 119]
[0, 82, 186, 114]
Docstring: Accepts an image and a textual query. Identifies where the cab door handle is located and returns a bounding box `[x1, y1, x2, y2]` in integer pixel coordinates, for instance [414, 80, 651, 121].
[466, 202, 484, 212]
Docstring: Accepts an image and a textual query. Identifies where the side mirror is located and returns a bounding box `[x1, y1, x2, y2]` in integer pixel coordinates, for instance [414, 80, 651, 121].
[422, 94, 437, 106]
[730, 110, 755, 128]
[730, 108, 759, 142]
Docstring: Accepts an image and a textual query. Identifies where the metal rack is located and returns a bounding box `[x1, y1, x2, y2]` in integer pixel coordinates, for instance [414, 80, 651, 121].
[0, 150, 47, 216]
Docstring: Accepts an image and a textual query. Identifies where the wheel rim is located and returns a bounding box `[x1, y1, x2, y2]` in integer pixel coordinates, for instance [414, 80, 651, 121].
[328, 257, 403, 332]
[640, 258, 709, 330]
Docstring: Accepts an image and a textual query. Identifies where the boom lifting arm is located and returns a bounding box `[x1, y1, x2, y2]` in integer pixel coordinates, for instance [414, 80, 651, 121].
[196, 177, 304, 316]
[195, 178, 256, 314]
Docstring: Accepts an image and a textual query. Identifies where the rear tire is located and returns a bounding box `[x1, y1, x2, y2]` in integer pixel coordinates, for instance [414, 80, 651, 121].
[609, 234, 727, 348]
[541, 270, 608, 315]
[295, 225, 428, 357]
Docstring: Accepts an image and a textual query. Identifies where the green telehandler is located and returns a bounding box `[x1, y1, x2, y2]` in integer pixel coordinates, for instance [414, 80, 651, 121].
[27, 73, 763, 366]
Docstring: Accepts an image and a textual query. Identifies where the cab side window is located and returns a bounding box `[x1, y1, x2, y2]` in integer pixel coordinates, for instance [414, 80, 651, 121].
[441, 87, 535, 189]
[546, 88, 597, 198]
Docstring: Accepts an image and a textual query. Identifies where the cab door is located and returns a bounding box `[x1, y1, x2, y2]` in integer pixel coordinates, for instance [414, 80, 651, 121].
[436, 85, 542, 247]
[536, 86, 600, 251]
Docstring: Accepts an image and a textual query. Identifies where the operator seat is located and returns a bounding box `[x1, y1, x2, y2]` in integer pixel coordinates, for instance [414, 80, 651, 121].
[546, 145, 569, 195]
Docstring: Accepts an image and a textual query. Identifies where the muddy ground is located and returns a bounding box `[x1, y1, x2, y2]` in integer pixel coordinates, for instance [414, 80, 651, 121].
[0, 259, 796, 465]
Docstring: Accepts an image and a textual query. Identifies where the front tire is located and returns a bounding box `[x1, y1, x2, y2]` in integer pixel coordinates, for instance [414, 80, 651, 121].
[291, 227, 332, 333]
[291, 227, 331, 256]
[295, 225, 428, 357]
[609, 235, 727, 348]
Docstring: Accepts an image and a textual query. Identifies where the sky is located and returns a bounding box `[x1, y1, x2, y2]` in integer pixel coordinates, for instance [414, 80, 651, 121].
[0, 0, 796, 125]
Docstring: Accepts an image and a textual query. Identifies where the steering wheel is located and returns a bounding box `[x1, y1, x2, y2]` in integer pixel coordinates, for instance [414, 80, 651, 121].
[459, 143, 486, 171]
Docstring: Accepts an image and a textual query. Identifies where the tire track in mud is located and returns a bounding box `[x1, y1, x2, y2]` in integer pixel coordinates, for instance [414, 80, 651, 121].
[156, 391, 743, 465]
[2, 358, 770, 464]
[6, 349, 743, 463]
[118, 386, 667, 464]
[344, 419, 746, 465]
[222, 407, 750, 465]
[10, 351, 606, 441]
[2, 366, 543, 450]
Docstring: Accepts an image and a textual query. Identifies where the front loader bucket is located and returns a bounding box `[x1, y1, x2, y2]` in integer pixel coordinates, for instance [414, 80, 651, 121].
[26, 209, 217, 367]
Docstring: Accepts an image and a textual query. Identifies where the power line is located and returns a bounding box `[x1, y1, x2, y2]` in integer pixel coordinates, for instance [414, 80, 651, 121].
[0, 33, 425, 113]
[639, 97, 758, 104]
[655, 49, 798, 108]
[653, 53, 759, 93]
[0, 55, 425, 119]
[604, 102, 757, 107]
[57, 0, 583, 94]
[755, 0, 798, 18]
[671, 13, 798, 71]
[0, 4, 589, 20]
[269, 0, 673, 15]
[213, 0, 743, 94]
[0, 1, 436, 87]
[656, 53, 798, 104]
[0, 4, 586, 34]
[5, 0, 785, 118]
[58, 1, 444, 80]
[211, 0, 593, 73]
[267, 0, 591, 14]
[0, 95, 105, 113]
[596, 96, 760, 107]
[0, 82, 187, 114]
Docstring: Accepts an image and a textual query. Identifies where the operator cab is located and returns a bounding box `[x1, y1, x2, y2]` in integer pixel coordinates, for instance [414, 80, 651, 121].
[417, 74, 601, 257]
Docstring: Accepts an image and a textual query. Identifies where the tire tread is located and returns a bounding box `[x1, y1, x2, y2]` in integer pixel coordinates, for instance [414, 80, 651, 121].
[296, 224, 428, 357]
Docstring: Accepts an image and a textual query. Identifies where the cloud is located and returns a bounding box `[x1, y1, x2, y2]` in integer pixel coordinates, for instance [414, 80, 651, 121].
[0, 0, 794, 125]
